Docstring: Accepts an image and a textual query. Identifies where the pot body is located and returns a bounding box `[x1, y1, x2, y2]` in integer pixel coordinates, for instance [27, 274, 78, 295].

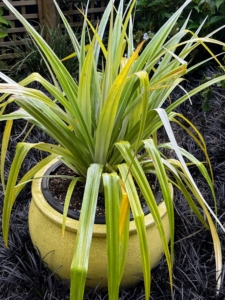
[29, 159, 171, 289]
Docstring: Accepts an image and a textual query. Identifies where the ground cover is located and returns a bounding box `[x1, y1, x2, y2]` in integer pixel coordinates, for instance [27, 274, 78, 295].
[0, 67, 225, 299]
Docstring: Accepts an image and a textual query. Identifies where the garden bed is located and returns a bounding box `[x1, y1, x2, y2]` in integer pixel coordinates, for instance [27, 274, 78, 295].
[0, 67, 225, 299]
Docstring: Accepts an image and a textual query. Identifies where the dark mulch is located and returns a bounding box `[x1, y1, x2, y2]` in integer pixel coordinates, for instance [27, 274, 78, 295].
[0, 67, 225, 299]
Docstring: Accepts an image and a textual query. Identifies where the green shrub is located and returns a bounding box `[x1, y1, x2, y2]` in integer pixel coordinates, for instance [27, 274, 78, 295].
[133, 0, 225, 69]
[0, 7, 11, 39]
[133, 0, 225, 42]
[134, 0, 225, 39]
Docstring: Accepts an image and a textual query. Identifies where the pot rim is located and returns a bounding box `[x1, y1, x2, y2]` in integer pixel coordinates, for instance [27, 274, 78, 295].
[31, 159, 169, 236]
[41, 160, 163, 224]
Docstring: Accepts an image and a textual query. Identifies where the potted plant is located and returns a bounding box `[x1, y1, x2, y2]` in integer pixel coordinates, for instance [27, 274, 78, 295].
[0, 0, 225, 299]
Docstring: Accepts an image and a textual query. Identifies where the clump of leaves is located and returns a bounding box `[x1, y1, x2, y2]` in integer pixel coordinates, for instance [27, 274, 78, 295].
[8, 22, 79, 80]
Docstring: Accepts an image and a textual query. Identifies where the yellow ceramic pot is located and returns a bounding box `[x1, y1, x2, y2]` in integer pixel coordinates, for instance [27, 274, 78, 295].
[29, 159, 171, 289]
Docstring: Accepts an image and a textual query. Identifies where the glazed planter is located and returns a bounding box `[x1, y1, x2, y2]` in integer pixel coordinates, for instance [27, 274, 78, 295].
[28, 159, 171, 289]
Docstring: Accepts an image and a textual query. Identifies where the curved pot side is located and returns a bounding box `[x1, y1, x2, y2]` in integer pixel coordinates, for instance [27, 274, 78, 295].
[29, 159, 171, 289]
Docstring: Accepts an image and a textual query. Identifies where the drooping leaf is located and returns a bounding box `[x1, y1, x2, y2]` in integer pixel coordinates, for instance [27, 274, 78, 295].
[70, 164, 103, 300]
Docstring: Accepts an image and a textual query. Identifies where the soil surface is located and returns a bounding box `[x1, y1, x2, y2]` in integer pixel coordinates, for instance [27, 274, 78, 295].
[0, 67, 225, 299]
[49, 164, 106, 216]
[48, 163, 158, 218]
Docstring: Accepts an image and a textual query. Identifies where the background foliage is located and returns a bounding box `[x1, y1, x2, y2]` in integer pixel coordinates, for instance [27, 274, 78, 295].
[0, 7, 11, 39]
[134, 0, 225, 37]
[9, 23, 79, 80]
[57, 0, 101, 9]
[133, 0, 225, 70]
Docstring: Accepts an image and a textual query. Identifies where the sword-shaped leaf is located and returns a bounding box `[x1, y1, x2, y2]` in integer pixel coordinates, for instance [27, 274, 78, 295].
[70, 164, 103, 300]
